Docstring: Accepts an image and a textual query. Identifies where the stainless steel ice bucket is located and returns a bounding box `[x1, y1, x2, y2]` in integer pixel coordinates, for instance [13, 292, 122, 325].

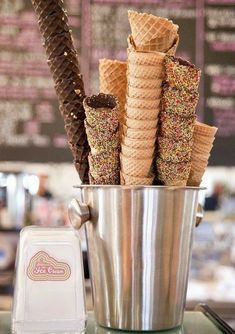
[69, 185, 204, 331]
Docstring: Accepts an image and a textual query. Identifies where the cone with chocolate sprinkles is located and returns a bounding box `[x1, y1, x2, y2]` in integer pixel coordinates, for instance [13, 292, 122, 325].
[31, 0, 89, 183]
[83, 93, 120, 185]
[156, 55, 201, 186]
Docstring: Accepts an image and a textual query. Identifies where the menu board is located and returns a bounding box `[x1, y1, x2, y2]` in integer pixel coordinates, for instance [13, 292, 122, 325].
[0, 0, 82, 162]
[0, 0, 235, 165]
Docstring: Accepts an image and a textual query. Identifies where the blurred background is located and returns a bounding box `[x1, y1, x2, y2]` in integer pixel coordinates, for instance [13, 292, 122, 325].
[0, 0, 235, 329]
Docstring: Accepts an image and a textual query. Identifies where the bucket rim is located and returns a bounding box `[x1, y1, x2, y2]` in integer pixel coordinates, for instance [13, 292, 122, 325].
[74, 185, 206, 191]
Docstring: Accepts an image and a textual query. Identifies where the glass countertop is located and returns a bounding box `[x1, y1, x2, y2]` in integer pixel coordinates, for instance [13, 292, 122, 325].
[0, 311, 223, 334]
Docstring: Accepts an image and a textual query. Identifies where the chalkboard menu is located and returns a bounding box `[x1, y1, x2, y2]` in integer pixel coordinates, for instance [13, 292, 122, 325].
[0, 0, 82, 162]
[0, 0, 235, 165]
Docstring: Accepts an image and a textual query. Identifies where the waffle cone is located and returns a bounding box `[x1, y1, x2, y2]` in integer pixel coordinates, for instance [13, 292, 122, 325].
[47, 53, 81, 84]
[128, 77, 162, 89]
[31, 0, 65, 16]
[128, 63, 164, 79]
[121, 172, 154, 185]
[125, 117, 158, 130]
[187, 167, 206, 186]
[126, 106, 160, 120]
[44, 32, 74, 59]
[38, 12, 69, 40]
[128, 86, 162, 100]
[127, 96, 160, 110]
[123, 124, 156, 139]
[128, 10, 178, 51]
[55, 78, 85, 104]
[74, 160, 89, 184]
[120, 153, 153, 177]
[31, 0, 89, 183]
[192, 141, 214, 155]
[121, 144, 154, 159]
[128, 49, 165, 66]
[99, 59, 127, 107]
[60, 100, 85, 121]
[194, 121, 218, 138]
[167, 35, 179, 56]
[193, 133, 215, 146]
[65, 122, 87, 146]
[133, 31, 178, 53]
[122, 136, 155, 149]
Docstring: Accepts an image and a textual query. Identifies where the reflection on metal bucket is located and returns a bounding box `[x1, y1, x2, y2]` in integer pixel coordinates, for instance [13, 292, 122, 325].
[69, 185, 204, 331]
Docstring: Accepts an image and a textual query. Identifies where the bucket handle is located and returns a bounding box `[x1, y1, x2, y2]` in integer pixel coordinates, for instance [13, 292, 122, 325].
[195, 203, 203, 227]
[68, 199, 90, 230]
[69, 199, 204, 229]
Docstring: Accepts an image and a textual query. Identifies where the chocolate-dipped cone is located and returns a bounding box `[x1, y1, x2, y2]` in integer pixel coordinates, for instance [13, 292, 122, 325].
[31, 0, 89, 183]
[83, 93, 120, 185]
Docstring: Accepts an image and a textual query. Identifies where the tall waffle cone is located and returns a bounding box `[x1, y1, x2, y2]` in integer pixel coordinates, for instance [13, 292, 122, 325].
[99, 59, 127, 122]
[121, 172, 154, 186]
[128, 86, 162, 100]
[122, 144, 154, 159]
[126, 106, 160, 120]
[128, 63, 164, 79]
[129, 33, 179, 56]
[55, 78, 84, 105]
[128, 49, 165, 66]
[38, 12, 69, 40]
[127, 96, 160, 110]
[47, 52, 81, 84]
[69, 142, 89, 161]
[123, 124, 156, 139]
[122, 136, 155, 149]
[133, 32, 179, 53]
[128, 10, 178, 52]
[125, 117, 158, 130]
[32, 0, 65, 16]
[64, 121, 87, 146]
[120, 153, 153, 177]
[44, 32, 74, 59]
[128, 77, 162, 89]
[60, 100, 85, 121]
[74, 160, 89, 184]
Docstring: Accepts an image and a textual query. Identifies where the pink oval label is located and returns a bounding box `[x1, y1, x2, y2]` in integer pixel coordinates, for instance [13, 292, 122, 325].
[27, 251, 71, 281]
